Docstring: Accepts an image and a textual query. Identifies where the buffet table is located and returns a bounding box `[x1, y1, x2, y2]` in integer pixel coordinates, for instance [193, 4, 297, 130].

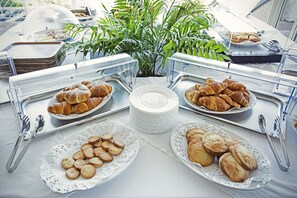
[0, 77, 297, 198]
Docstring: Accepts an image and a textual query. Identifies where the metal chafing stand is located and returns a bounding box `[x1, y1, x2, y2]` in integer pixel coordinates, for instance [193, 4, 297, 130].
[166, 53, 297, 171]
[166, 53, 297, 138]
[6, 53, 138, 172]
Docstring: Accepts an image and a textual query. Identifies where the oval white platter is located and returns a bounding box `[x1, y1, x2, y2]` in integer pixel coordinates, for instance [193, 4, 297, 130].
[184, 89, 257, 115]
[40, 121, 139, 193]
[170, 122, 272, 190]
[48, 82, 113, 120]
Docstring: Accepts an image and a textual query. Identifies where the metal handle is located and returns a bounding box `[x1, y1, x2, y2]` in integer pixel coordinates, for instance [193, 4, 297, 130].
[6, 134, 34, 173]
[258, 114, 289, 172]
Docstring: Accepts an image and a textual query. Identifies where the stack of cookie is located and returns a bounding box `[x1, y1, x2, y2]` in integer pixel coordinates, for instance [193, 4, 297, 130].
[186, 128, 257, 182]
[61, 133, 125, 180]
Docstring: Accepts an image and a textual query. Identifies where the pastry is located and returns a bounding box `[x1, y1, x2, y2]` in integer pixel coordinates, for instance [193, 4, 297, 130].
[88, 84, 113, 98]
[231, 144, 257, 170]
[47, 101, 72, 115]
[185, 89, 202, 106]
[227, 91, 249, 107]
[219, 152, 249, 182]
[62, 84, 91, 104]
[188, 139, 214, 167]
[219, 94, 241, 108]
[80, 164, 96, 179]
[197, 82, 228, 96]
[186, 128, 206, 144]
[66, 167, 80, 180]
[199, 96, 231, 112]
[71, 97, 103, 114]
[223, 79, 246, 91]
[61, 157, 74, 169]
[202, 133, 229, 156]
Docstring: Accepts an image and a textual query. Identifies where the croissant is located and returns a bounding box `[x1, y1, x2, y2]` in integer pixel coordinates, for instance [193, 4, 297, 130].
[223, 79, 246, 91]
[205, 78, 215, 85]
[242, 89, 251, 102]
[228, 91, 249, 107]
[198, 82, 228, 96]
[185, 89, 202, 106]
[71, 97, 103, 114]
[57, 84, 91, 104]
[219, 94, 241, 108]
[89, 84, 113, 97]
[199, 96, 231, 112]
[48, 101, 72, 115]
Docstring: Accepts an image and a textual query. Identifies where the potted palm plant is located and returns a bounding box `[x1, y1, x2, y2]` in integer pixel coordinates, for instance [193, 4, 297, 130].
[65, 0, 229, 76]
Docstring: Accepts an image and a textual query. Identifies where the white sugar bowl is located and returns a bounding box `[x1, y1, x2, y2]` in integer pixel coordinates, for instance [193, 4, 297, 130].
[129, 85, 179, 133]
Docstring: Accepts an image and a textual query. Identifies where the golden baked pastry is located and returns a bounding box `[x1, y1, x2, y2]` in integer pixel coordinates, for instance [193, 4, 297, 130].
[187, 139, 214, 167]
[199, 96, 231, 112]
[48, 101, 72, 115]
[60, 84, 91, 104]
[71, 97, 103, 114]
[219, 152, 249, 182]
[231, 144, 257, 171]
[186, 128, 206, 144]
[202, 133, 229, 156]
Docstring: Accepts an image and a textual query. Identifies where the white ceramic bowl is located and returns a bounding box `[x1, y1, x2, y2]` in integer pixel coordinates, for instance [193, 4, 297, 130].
[129, 85, 179, 133]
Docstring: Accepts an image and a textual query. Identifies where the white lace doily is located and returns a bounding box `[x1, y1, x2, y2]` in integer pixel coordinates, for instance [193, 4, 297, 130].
[40, 121, 139, 193]
[171, 122, 272, 190]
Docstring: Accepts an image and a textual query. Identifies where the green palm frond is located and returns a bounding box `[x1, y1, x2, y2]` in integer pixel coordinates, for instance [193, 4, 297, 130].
[64, 0, 229, 76]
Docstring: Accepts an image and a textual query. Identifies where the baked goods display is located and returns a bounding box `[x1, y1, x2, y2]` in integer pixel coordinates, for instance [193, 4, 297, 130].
[47, 80, 113, 117]
[228, 32, 261, 44]
[62, 133, 125, 180]
[185, 78, 254, 112]
[186, 127, 257, 182]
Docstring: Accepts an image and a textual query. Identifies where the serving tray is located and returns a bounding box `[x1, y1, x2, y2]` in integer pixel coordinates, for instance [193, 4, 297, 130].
[169, 74, 285, 138]
[10, 75, 132, 137]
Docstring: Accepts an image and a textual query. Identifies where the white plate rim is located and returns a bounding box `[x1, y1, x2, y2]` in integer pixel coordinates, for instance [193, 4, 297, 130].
[170, 122, 272, 190]
[129, 84, 179, 114]
[40, 121, 139, 193]
[183, 89, 257, 115]
[48, 82, 114, 120]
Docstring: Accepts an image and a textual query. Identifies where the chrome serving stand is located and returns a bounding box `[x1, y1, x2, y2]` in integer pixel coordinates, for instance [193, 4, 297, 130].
[6, 53, 138, 172]
[166, 53, 297, 171]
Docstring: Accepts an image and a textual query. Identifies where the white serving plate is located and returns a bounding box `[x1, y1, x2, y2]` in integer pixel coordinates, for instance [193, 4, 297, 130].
[48, 81, 113, 120]
[184, 89, 257, 114]
[40, 121, 139, 193]
[171, 122, 272, 190]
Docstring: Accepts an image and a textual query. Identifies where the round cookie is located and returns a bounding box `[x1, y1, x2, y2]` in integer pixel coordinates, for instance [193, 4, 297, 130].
[66, 167, 80, 180]
[73, 151, 85, 160]
[187, 139, 214, 167]
[108, 144, 123, 156]
[102, 133, 113, 141]
[88, 136, 101, 144]
[61, 157, 74, 170]
[88, 157, 103, 168]
[81, 165, 96, 179]
[74, 159, 87, 170]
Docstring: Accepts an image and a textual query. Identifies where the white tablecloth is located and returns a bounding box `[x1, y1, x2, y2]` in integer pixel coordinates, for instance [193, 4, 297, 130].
[1, 77, 297, 198]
